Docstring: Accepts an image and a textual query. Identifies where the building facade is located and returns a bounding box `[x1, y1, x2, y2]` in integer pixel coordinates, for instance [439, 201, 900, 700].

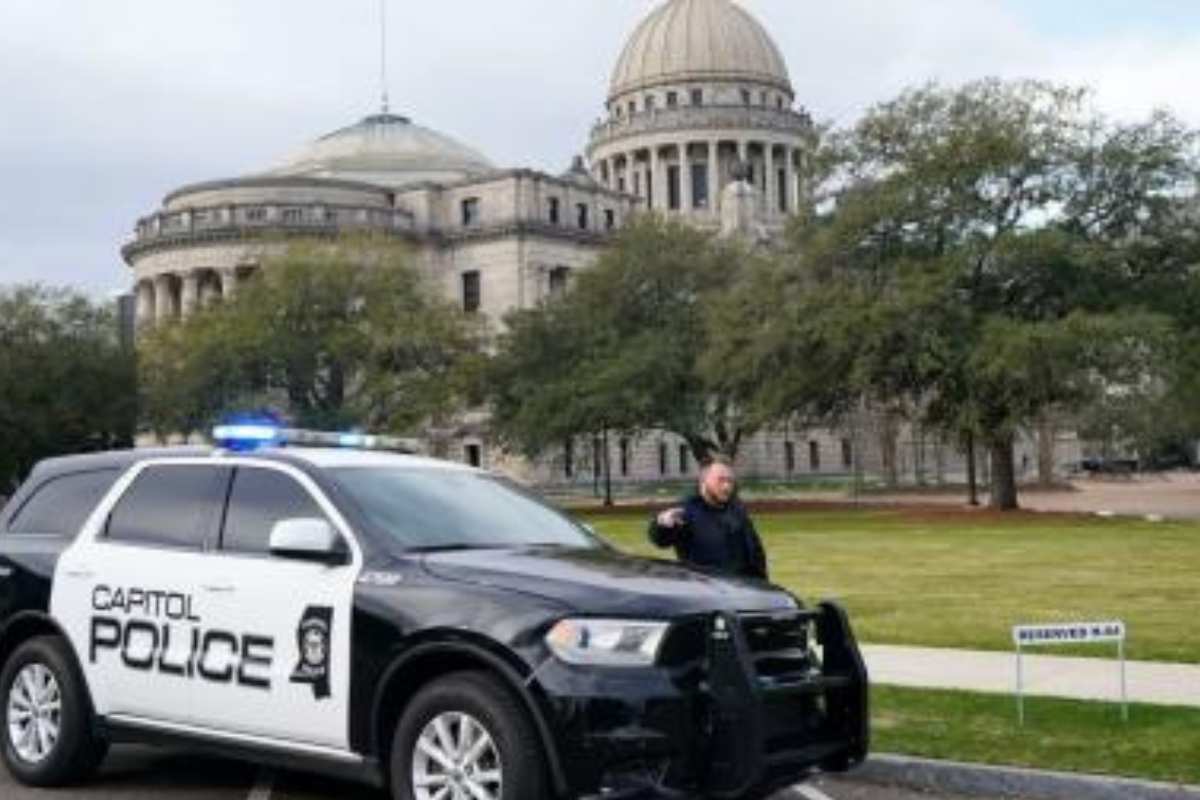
[123, 114, 635, 331]
[122, 0, 1079, 486]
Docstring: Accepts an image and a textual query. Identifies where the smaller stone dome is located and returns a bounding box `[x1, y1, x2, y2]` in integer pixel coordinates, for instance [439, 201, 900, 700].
[610, 0, 792, 101]
[266, 113, 494, 189]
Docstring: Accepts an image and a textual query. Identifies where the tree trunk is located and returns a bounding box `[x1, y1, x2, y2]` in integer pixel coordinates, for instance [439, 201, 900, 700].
[725, 428, 743, 461]
[912, 422, 926, 486]
[1037, 413, 1056, 488]
[879, 415, 899, 488]
[989, 435, 1019, 510]
[592, 435, 601, 499]
[602, 427, 613, 507]
[965, 431, 979, 507]
[687, 436, 718, 466]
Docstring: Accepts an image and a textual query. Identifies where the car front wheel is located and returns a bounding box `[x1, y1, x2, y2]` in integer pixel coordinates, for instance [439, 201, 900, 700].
[0, 635, 107, 786]
[390, 671, 548, 800]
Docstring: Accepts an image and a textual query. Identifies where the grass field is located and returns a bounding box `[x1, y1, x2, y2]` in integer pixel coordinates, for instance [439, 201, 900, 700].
[581, 508, 1200, 664]
[875, 686, 1200, 785]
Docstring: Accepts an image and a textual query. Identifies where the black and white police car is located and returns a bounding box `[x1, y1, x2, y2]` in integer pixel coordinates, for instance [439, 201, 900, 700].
[0, 428, 868, 800]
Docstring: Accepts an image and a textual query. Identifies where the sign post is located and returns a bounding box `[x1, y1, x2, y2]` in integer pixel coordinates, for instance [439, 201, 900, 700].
[1011, 621, 1127, 726]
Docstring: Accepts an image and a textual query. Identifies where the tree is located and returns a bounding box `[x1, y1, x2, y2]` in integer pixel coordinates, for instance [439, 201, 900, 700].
[138, 235, 484, 438]
[487, 216, 764, 472]
[722, 79, 1197, 509]
[0, 286, 136, 491]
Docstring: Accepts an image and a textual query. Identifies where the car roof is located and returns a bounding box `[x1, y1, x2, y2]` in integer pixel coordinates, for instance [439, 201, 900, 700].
[263, 448, 476, 472]
[3, 447, 213, 529]
[3, 446, 481, 537]
[29, 447, 213, 480]
[26, 446, 474, 479]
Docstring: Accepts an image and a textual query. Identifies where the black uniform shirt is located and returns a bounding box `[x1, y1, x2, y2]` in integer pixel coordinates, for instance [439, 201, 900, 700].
[647, 493, 768, 580]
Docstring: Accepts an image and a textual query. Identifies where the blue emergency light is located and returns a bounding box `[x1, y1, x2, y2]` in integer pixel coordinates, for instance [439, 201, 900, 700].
[211, 417, 418, 454]
[212, 424, 282, 450]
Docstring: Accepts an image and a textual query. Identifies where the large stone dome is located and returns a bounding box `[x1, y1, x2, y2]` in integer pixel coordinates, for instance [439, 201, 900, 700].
[609, 0, 792, 101]
[266, 112, 494, 189]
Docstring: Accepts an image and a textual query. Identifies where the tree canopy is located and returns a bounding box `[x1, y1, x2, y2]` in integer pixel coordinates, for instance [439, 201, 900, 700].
[487, 216, 767, 465]
[138, 235, 485, 439]
[0, 285, 136, 491]
[713, 79, 1199, 508]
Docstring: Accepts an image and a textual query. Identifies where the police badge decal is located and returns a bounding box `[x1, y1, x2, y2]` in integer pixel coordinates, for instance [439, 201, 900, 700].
[290, 606, 333, 699]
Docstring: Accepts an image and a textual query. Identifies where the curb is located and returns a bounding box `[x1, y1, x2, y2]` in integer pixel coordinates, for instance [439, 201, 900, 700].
[845, 753, 1200, 800]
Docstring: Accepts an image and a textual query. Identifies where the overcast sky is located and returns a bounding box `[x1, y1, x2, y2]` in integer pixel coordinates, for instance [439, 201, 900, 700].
[2, 0, 1198, 296]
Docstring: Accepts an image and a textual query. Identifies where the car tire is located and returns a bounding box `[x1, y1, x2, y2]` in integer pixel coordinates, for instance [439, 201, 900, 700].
[390, 670, 548, 800]
[0, 635, 107, 786]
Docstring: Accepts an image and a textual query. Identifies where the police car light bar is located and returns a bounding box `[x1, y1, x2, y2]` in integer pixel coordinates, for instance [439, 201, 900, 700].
[212, 424, 281, 445]
[212, 424, 419, 454]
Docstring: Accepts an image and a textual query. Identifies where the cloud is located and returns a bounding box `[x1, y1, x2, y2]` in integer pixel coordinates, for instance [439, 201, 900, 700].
[755, 0, 1200, 127]
[0, 0, 1196, 294]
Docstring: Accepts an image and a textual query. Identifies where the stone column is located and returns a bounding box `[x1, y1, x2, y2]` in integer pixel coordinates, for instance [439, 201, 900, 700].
[153, 275, 175, 323]
[787, 147, 800, 214]
[199, 272, 220, 307]
[180, 271, 200, 318]
[737, 140, 748, 169]
[220, 267, 239, 300]
[680, 142, 692, 213]
[136, 281, 155, 329]
[648, 147, 660, 211]
[708, 140, 720, 216]
[764, 144, 776, 216]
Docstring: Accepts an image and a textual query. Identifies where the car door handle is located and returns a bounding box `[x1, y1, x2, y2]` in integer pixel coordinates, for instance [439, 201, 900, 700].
[202, 584, 236, 594]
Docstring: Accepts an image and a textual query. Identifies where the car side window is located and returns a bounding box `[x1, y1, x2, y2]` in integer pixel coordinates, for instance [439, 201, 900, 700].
[221, 467, 327, 555]
[7, 469, 119, 537]
[106, 465, 227, 550]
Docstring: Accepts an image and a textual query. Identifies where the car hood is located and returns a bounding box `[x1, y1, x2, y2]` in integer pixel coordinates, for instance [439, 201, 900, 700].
[419, 546, 797, 616]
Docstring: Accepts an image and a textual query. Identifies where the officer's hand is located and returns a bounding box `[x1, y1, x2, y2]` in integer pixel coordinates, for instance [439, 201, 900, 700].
[656, 507, 685, 528]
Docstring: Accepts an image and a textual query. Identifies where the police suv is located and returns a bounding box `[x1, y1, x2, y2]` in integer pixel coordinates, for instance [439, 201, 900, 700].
[0, 431, 868, 800]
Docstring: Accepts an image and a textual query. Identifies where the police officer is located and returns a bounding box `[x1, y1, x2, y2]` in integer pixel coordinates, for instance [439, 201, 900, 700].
[648, 456, 768, 580]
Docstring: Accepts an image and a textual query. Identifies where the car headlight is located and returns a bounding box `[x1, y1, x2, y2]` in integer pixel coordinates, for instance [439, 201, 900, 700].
[545, 618, 669, 667]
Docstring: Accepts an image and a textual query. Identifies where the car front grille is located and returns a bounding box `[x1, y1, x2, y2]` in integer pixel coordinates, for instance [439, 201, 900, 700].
[738, 611, 816, 683]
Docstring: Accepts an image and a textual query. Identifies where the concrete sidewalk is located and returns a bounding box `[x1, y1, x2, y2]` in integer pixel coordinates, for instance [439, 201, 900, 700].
[862, 644, 1200, 708]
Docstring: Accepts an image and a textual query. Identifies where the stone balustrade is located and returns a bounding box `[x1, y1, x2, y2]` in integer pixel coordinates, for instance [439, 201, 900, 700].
[122, 202, 416, 262]
[589, 104, 813, 149]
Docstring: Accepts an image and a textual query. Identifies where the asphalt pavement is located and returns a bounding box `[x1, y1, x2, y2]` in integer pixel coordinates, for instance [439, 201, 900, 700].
[0, 745, 1006, 800]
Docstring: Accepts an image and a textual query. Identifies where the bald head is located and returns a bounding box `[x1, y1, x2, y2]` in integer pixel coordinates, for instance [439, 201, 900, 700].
[699, 457, 736, 506]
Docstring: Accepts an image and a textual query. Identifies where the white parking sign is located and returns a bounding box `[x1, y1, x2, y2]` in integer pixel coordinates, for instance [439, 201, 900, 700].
[1012, 619, 1128, 725]
[1012, 621, 1125, 646]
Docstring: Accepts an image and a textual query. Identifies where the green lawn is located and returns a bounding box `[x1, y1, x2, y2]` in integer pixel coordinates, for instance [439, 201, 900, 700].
[875, 686, 1200, 785]
[582, 509, 1200, 663]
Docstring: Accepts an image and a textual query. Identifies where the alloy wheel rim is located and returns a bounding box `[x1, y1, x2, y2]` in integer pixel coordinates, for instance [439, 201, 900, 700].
[412, 711, 503, 800]
[7, 663, 62, 764]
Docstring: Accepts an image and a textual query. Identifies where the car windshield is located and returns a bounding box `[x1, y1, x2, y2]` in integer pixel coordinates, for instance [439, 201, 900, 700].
[331, 467, 601, 551]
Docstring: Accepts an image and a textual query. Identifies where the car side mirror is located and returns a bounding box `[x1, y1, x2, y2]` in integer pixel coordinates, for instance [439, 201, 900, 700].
[269, 518, 348, 565]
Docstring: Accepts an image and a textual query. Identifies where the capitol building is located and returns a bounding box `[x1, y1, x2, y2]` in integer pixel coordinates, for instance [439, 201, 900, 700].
[122, 0, 1072, 485]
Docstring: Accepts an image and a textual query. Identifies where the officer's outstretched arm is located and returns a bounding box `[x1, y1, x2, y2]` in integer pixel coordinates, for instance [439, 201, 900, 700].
[648, 518, 678, 548]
